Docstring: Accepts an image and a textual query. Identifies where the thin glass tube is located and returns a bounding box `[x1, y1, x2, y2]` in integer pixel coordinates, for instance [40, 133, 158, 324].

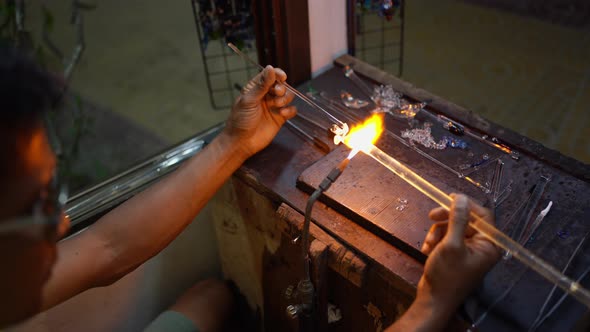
[227, 43, 346, 127]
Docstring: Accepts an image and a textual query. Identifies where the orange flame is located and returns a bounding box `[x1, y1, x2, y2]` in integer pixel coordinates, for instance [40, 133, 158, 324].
[344, 113, 385, 158]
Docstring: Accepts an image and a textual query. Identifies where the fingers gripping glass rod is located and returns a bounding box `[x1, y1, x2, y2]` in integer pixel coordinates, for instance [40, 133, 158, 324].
[227, 43, 346, 130]
[359, 143, 590, 309]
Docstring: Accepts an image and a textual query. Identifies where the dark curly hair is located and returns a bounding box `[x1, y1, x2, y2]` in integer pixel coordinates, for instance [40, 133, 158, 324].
[0, 46, 63, 126]
[0, 46, 64, 179]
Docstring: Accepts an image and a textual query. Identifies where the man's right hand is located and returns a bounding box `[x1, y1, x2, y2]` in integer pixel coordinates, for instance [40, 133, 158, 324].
[385, 194, 501, 331]
[418, 194, 501, 315]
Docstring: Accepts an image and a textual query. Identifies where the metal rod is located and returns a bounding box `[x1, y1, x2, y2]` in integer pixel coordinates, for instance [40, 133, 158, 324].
[227, 43, 345, 127]
[355, 143, 590, 308]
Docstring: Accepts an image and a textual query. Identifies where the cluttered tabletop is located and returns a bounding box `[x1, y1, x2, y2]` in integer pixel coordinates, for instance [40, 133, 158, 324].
[234, 55, 590, 332]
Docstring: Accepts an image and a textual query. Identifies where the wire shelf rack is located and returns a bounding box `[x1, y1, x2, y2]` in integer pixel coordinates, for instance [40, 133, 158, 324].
[348, 0, 405, 76]
[191, 0, 259, 109]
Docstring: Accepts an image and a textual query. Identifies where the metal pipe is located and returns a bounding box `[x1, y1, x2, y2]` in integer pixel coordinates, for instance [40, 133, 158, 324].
[65, 123, 224, 228]
[301, 157, 351, 281]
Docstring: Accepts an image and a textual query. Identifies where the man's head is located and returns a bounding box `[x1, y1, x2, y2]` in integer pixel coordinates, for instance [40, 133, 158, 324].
[0, 46, 65, 326]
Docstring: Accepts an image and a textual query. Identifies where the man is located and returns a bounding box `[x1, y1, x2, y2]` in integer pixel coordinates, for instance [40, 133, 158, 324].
[0, 46, 499, 331]
[0, 45, 295, 330]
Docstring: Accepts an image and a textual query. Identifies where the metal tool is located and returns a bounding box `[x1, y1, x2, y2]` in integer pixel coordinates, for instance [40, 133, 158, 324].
[522, 201, 553, 245]
[285, 120, 331, 154]
[516, 175, 551, 245]
[227, 43, 349, 141]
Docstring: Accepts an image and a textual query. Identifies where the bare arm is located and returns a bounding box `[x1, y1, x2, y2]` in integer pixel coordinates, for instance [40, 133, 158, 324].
[385, 195, 501, 331]
[41, 66, 296, 310]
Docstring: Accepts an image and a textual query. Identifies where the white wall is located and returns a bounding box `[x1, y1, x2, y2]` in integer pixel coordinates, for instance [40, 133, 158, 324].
[8, 206, 221, 332]
[308, 0, 348, 77]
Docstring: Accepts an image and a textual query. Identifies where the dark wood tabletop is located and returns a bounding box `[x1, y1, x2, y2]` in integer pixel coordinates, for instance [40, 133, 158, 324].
[234, 56, 590, 332]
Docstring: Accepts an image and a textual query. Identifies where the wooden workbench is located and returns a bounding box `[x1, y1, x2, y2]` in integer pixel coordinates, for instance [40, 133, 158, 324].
[210, 56, 590, 332]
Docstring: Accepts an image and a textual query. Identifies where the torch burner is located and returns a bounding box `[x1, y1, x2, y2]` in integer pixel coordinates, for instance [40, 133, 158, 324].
[291, 157, 351, 320]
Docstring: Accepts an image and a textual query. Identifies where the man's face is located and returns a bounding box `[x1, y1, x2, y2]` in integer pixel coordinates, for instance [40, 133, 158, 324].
[0, 126, 64, 326]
